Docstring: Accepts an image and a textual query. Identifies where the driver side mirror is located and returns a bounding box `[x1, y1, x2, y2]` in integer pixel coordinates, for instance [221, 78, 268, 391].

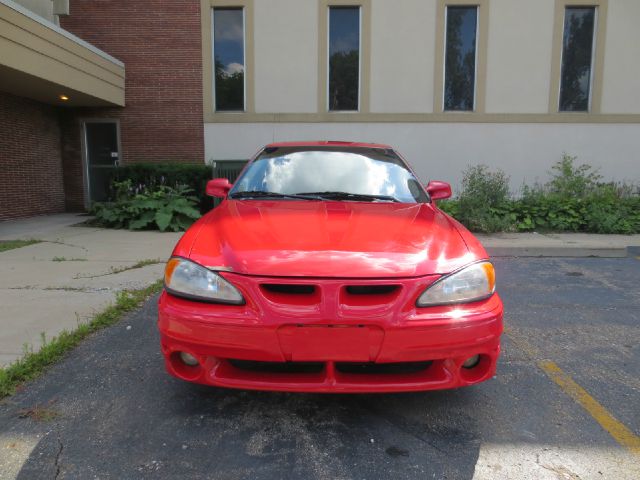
[206, 178, 232, 198]
[426, 181, 452, 201]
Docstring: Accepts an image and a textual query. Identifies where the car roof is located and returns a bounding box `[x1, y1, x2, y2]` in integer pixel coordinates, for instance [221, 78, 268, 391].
[264, 140, 394, 149]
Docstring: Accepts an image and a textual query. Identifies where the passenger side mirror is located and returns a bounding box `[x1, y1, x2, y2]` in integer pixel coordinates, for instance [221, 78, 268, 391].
[206, 178, 232, 198]
[426, 181, 452, 201]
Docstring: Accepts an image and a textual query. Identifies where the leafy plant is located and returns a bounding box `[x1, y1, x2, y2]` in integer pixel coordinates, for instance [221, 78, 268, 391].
[91, 181, 201, 232]
[454, 165, 515, 233]
[107, 163, 215, 213]
[438, 156, 640, 234]
[547, 154, 602, 198]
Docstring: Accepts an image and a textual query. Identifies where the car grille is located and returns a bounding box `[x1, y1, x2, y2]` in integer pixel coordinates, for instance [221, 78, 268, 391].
[260, 284, 316, 295]
[228, 359, 324, 374]
[335, 361, 432, 375]
[228, 359, 433, 375]
[344, 285, 399, 295]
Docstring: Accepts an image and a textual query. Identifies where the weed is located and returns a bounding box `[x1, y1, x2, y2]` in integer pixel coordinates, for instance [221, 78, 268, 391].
[74, 259, 164, 279]
[0, 281, 163, 399]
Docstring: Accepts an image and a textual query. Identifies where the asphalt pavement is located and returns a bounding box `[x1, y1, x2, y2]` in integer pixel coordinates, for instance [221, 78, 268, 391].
[0, 257, 639, 479]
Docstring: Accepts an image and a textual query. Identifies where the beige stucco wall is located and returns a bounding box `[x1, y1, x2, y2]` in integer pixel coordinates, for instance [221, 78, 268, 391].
[204, 122, 640, 189]
[370, 0, 435, 113]
[600, 0, 640, 114]
[485, 0, 555, 113]
[254, 0, 317, 113]
[204, 0, 640, 185]
[206, 0, 640, 117]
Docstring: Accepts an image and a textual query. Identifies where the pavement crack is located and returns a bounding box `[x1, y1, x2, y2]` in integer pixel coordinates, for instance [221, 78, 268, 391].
[54, 435, 64, 480]
[73, 259, 163, 279]
[43, 239, 89, 253]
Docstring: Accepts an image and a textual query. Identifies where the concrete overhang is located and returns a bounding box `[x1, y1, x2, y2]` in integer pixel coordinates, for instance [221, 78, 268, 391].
[0, 0, 125, 107]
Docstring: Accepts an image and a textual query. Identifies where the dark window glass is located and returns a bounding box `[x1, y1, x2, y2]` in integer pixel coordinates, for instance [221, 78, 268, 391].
[213, 8, 244, 111]
[559, 7, 595, 112]
[444, 6, 477, 111]
[230, 147, 428, 203]
[329, 7, 360, 111]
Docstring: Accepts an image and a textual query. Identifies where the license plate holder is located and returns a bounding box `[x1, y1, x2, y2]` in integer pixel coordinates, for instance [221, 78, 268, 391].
[277, 325, 384, 362]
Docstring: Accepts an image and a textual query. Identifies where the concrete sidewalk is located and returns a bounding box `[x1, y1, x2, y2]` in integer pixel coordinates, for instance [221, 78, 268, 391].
[0, 214, 181, 367]
[478, 232, 640, 257]
[1, 214, 639, 367]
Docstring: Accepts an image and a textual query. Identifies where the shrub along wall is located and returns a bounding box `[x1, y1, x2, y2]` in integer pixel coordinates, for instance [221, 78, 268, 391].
[93, 156, 639, 234]
[439, 155, 640, 234]
[107, 163, 214, 213]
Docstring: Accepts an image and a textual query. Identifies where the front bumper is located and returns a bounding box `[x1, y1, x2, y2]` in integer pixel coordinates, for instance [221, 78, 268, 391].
[157, 278, 504, 393]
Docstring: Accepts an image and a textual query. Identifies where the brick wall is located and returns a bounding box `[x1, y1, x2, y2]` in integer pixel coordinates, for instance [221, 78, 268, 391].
[61, 0, 204, 165]
[0, 92, 65, 220]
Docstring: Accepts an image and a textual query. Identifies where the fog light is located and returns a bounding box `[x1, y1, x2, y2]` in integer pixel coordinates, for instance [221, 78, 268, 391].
[462, 355, 480, 369]
[179, 351, 199, 366]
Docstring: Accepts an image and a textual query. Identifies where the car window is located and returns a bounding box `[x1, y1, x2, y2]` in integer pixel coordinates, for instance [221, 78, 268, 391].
[229, 146, 428, 203]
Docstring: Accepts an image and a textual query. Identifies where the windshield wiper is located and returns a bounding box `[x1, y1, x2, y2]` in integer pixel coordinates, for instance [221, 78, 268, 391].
[295, 191, 400, 202]
[228, 191, 320, 200]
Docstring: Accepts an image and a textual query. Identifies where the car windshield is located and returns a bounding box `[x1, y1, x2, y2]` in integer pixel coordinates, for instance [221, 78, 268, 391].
[229, 146, 428, 203]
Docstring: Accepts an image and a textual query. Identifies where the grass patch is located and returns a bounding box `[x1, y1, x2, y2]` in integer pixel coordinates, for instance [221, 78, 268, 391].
[0, 280, 163, 399]
[0, 239, 41, 253]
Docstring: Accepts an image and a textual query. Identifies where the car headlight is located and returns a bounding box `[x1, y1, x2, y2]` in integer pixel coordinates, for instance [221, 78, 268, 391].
[164, 257, 244, 304]
[416, 261, 495, 307]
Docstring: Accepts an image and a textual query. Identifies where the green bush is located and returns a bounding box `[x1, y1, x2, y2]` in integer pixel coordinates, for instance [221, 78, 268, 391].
[547, 154, 602, 198]
[107, 163, 214, 213]
[453, 165, 514, 233]
[439, 155, 640, 234]
[91, 181, 201, 232]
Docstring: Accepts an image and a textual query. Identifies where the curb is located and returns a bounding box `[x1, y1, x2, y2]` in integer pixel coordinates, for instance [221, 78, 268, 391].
[486, 247, 634, 258]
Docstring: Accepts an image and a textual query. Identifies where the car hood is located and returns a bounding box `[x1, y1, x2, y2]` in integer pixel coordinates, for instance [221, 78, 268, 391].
[184, 200, 481, 278]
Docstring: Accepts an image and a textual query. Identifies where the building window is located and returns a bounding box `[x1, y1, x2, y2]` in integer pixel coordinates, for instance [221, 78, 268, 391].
[559, 7, 596, 112]
[213, 7, 245, 111]
[444, 6, 478, 111]
[328, 6, 360, 111]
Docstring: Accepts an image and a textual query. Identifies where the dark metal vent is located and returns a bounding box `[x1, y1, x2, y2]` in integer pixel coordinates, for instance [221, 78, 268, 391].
[336, 361, 432, 375]
[261, 284, 316, 295]
[345, 285, 399, 295]
[228, 360, 324, 374]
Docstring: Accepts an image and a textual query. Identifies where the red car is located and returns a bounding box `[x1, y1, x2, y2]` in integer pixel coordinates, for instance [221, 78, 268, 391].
[158, 141, 503, 393]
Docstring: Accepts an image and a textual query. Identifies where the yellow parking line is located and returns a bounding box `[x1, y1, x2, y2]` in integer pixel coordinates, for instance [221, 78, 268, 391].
[539, 360, 640, 456]
[507, 330, 640, 456]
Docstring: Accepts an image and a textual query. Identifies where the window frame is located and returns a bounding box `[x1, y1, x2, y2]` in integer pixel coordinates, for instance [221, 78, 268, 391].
[558, 6, 597, 112]
[549, 0, 608, 114]
[443, 4, 479, 112]
[318, 0, 371, 114]
[203, 0, 254, 117]
[212, 6, 247, 112]
[326, 5, 362, 112]
[434, 0, 488, 114]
